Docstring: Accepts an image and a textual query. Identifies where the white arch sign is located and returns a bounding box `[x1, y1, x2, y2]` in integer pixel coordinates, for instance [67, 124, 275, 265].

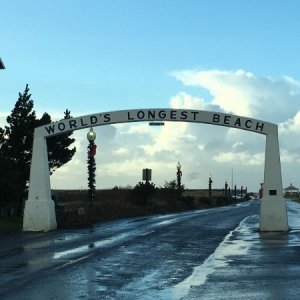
[23, 109, 289, 232]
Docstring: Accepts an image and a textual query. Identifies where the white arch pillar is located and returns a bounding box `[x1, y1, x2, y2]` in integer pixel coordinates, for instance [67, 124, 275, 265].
[259, 132, 289, 231]
[23, 132, 57, 231]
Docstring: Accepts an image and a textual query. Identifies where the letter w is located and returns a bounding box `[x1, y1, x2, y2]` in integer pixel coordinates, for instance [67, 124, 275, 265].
[45, 124, 55, 135]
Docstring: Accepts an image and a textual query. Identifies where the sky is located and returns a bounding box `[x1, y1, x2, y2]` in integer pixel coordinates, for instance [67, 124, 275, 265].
[1, 0, 300, 192]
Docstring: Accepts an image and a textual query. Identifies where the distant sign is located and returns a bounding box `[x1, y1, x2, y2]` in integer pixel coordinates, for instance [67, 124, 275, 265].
[142, 168, 152, 182]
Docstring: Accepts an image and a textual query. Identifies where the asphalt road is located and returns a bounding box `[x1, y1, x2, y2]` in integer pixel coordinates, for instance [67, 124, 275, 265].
[1, 200, 299, 300]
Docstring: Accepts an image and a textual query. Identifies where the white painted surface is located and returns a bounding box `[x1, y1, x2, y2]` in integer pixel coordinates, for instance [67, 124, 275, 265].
[260, 132, 289, 231]
[23, 199, 57, 231]
[23, 135, 57, 231]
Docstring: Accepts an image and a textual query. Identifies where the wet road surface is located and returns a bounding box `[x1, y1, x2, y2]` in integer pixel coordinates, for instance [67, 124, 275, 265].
[1, 200, 299, 299]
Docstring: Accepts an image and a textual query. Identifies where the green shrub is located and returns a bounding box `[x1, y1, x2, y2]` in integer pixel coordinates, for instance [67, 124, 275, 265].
[131, 182, 157, 206]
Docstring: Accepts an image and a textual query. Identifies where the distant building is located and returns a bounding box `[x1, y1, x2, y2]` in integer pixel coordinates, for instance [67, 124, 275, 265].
[0, 57, 5, 69]
[284, 183, 299, 197]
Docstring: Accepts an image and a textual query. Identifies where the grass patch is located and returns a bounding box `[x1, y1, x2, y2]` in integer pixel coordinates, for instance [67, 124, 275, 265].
[0, 216, 23, 230]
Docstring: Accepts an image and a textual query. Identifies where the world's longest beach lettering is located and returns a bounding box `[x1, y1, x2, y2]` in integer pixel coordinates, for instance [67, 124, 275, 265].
[41, 109, 275, 138]
[212, 113, 265, 132]
[44, 113, 111, 135]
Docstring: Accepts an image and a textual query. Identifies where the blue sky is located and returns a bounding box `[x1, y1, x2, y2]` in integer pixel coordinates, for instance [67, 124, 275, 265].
[1, 1, 300, 192]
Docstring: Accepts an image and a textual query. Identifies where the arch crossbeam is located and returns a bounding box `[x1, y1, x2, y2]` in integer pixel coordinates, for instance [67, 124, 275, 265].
[36, 108, 275, 137]
[23, 109, 288, 232]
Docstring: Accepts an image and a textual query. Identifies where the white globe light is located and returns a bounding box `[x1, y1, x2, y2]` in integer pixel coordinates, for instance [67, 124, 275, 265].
[87, 127, 96, 141]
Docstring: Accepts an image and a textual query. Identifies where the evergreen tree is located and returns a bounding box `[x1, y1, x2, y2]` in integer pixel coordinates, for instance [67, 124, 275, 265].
[0, 128, 17, 207]
[132, 182, 156, 206]
[3, 84, 36, 198]
[38, 109, 76, 174]
[0, 85, 76, 213]
[163, 180, 177, 190]
[163, 179, 185, 200]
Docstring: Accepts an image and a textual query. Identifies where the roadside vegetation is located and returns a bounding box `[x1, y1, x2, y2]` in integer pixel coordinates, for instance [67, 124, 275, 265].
[55, 181, 244, 229]
[0, 85, 76, 218]
[0, 216, 22, 231]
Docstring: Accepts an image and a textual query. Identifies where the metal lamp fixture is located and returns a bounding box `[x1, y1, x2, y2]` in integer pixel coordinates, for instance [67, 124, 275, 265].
[87, 127, 96, 142]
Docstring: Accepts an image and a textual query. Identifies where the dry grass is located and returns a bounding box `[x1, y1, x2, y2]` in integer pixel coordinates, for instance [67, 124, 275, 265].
[0, 216, 22, 230]
[54, 189, 234, 228]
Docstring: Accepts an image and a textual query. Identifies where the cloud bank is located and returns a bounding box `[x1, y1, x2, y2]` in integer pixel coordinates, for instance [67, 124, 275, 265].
[2, 69, 300, 192]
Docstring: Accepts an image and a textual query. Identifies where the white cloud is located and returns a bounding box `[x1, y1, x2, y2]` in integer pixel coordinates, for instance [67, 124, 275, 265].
[171, 69, 300, 123]
[102, 159, 175, 177]
[280, 149, 299, 164]
[170, 92, 206, 110]
[113, 147, 130, 156]
[279, 111, 300, 134]
[122, 123, 157, 137]
[213, 151, 264, 166]
[233, 142, 244, 150]
[140, 122, 189, 156]
[38, 69, 300, 191]
[198, 144, 205, 151]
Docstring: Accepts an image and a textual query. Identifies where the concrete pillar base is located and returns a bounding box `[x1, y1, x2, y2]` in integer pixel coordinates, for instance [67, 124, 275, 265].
[259, 196, 289, 232]
[23, 199, 57, 232]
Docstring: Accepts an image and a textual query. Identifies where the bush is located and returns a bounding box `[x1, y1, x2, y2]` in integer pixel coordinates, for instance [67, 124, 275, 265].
[131, 182, 157, 206]
[180, 196, 195, 209]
